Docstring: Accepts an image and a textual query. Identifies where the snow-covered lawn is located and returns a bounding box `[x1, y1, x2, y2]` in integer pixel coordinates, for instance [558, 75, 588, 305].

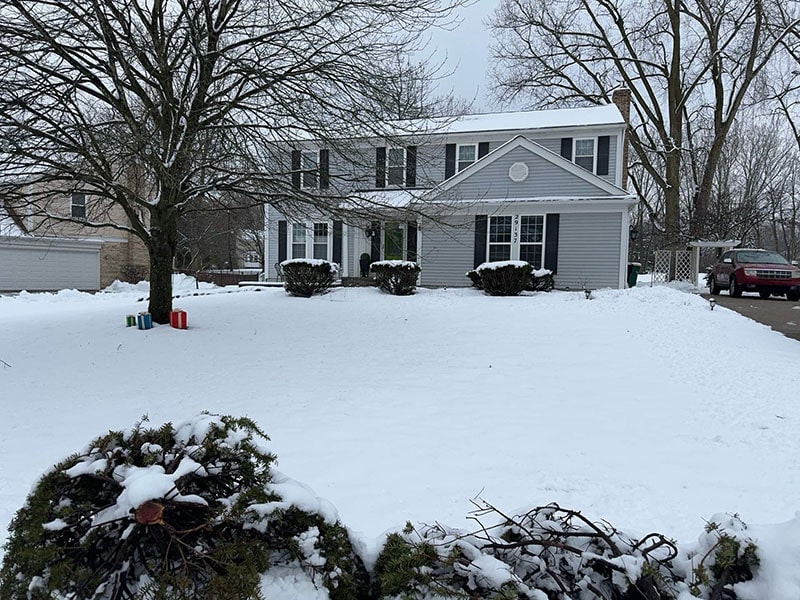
[1, 280, 799, 595]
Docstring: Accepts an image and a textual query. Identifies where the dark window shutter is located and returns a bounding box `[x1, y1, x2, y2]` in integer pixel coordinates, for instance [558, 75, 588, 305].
[478, 142, 490, 159]
[560, 138, 573, 160]
[370, 221, 381, 262]
[474, 215, 488, 268]
[406, 146, 417, 188]
[597, 136, 610, 176]
[375, 147, 386, 188]
[291, 151, 301, 189]
[406, 221, 418, 262]
[544, 214, 560, 273]
[332, 220, 343, 265]
[278, 220, 287, 264]
[445, 144, 456, 179]
[319, 149, 330, 189]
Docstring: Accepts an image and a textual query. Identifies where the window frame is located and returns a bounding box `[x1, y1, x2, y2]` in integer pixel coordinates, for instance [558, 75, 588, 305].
[386, 147, 406, 187]
[488, 215, 512, 262]
[70, 191, 86, 220]
[486, 214, 546, 268]
[573, 138, 596, 172]
[457, 143, 477, 172]
[289, 221, 333, 261]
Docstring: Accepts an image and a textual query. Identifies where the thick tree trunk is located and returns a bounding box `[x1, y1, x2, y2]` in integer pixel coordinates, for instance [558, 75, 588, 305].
[147, 202, 179, 324]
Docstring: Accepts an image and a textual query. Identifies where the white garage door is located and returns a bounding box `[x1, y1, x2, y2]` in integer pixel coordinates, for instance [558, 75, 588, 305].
[0, 236, 102, 291]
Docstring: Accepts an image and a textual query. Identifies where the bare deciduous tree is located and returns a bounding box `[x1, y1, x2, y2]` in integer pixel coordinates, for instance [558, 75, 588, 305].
[0, 0, 462, 322]
[489, 0, 799, 251]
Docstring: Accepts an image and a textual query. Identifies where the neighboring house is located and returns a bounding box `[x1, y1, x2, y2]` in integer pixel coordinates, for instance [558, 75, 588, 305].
[0, 187, 149, 291]
[265, 90, 637, 289]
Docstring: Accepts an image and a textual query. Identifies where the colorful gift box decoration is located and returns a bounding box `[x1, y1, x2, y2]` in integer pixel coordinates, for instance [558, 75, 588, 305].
[125, 315, 136, 327]
[170, 309, 187, 329]
[137, 312, 153, 330]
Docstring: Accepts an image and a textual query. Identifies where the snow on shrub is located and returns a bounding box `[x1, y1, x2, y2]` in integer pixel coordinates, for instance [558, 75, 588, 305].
[0, 414, 369, 600]
[281, 258, 338, 297]
[373, 501, 760, 600]
[528, 268, 555, 292]
[468, 264, 554, 294]
[370, 260, 421, 295]
[475, 261, 533, 296]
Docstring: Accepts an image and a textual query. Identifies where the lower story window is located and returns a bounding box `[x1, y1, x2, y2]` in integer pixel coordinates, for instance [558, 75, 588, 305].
[487, 214, 545, 266]
[313, 223, 328, 259]
[291, 221, 331, 260]
[519, 215, 544, 268]
[292, 223, 306, 258]
[488, 216, 512, 261]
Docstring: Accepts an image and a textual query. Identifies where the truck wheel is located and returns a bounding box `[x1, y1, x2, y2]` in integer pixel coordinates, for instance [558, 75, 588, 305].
[730, 277, 743, 297]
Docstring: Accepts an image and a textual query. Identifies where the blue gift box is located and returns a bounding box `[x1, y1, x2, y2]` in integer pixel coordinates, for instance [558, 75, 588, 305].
[137, 312, 152, 330]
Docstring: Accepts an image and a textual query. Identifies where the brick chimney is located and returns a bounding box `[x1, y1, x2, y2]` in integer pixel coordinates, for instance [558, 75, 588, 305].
[611, 88, 631, 190]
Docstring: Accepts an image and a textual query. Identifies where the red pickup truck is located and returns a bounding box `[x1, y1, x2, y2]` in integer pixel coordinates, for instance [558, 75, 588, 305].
[708, 249, 800, 300]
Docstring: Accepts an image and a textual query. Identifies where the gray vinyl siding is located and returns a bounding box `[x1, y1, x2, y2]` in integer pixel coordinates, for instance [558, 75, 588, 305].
[0, 237, 100, 291]
[444, 146, 613, 202]
[536, 136, 617, 184]
[555, 212, 622, 289]
[265, 205, 282, 280]
[418, 216, 475, 287]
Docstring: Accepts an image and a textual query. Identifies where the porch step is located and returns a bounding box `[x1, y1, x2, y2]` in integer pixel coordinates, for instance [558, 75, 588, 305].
[341, 277, 377, 287]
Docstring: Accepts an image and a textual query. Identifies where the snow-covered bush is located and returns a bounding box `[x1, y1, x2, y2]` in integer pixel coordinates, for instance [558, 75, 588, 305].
[370, 260, 421, 295]
[0, 414, 369, 600]
[684, 515, 760, 598]
[468, 264, 554, 294]
[281, 259, 338, 297]
[528, 269, 555, 292]
[373, 502, 761, 600]
[475, 261, 533, 296]
[466, 268, 483, 289]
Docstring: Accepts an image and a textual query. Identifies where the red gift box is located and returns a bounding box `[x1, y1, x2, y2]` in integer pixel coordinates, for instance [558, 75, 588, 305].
[170, 309, 187, 329]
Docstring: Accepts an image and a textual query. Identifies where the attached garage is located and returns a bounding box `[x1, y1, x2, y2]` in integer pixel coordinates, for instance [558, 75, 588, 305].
[0, 236, 102, 292]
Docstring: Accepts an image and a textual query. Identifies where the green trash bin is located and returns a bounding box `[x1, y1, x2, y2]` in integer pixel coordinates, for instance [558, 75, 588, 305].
[627, 262, 641, 288]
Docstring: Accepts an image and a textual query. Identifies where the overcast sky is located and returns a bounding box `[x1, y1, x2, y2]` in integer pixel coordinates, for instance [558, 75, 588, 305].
[424, 1, 500, 113]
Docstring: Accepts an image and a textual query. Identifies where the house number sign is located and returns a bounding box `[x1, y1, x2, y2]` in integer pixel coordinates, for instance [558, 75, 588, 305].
[513, 214, 519, 244]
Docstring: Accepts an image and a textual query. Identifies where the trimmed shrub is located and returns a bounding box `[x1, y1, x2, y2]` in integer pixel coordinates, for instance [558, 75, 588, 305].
[370, 260, 421, 295]
[281, 258, 337, 297]
[466, 269, 483, 289]
[528, 268, 555, 292]
[0, 414, 369, 600]
[475, 260, 532, 296]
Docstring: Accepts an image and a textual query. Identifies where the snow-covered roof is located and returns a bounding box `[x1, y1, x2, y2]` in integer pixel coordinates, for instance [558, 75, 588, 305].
[428, 104, 625, 136]
[349, 189, 431, 209]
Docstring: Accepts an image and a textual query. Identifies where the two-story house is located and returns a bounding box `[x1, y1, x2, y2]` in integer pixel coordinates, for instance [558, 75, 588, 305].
[265, 90, 636, 289]
[0, 183, 149, 292]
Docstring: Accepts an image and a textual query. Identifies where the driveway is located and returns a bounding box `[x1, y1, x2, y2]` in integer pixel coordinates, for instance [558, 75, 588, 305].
[701, 292, 800, 342]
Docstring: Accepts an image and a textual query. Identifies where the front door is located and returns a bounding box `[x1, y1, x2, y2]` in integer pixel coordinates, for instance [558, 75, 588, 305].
[384, 221, 404, 260]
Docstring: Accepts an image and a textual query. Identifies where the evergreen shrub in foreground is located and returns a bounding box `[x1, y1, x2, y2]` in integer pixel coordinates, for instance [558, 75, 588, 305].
[281, 258, 338, 297]
[0, 414, 368, 600]
[370, 260, 421, 295]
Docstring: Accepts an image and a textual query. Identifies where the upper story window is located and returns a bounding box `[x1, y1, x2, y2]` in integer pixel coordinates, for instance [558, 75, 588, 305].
[574, 139, 595, 172]
[301, 151, 318, 189]
[457, 144, 477, 172]
[387, 148, 406, 186]
[70, 192, 86, 219]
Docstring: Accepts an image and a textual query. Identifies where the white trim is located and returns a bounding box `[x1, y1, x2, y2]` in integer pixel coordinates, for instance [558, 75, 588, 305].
[615, 131, 624, 190]
[342, 223, 349, 277]
[573, 137, 597, 173]
[456, 143, 477, 173]
[264, 213, 271, 279]
[620, 209, 630, 288]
